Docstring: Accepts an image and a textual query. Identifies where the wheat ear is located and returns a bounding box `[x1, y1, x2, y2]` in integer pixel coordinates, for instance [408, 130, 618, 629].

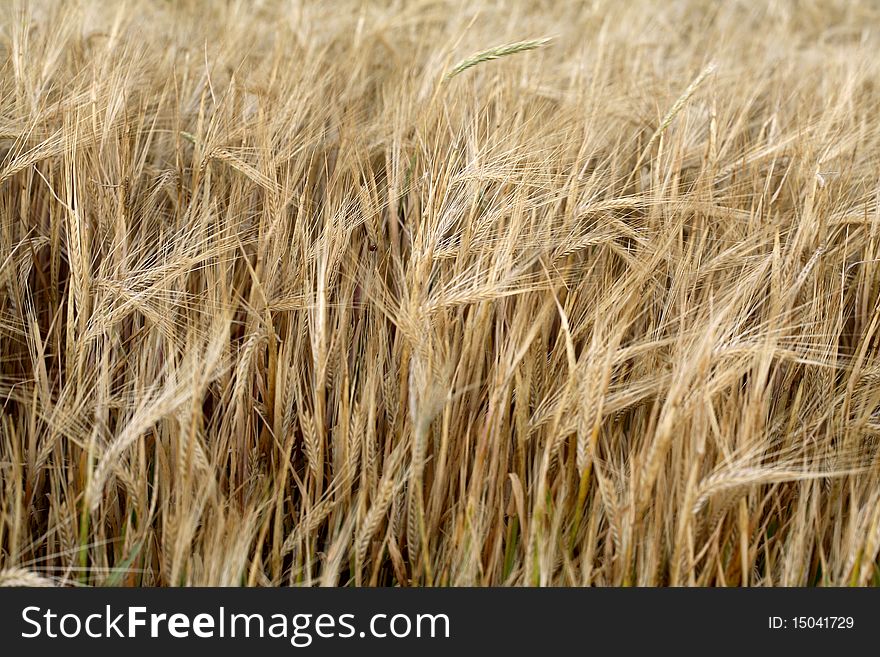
[446, 38, 552, 79]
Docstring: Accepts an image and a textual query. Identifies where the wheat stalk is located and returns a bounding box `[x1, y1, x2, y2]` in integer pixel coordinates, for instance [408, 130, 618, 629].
[0, 568, 56, 587]
[446, 37, 552, 79]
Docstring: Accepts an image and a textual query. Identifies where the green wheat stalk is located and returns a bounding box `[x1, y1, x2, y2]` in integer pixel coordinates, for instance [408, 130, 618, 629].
[446, 37, 552, 79]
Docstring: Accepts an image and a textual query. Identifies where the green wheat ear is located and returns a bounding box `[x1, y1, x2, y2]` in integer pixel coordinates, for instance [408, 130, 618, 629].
[446, 37, 552, 79]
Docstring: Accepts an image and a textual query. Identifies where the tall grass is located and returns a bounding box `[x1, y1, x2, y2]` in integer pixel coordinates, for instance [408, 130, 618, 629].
[2, 0, 880, 586]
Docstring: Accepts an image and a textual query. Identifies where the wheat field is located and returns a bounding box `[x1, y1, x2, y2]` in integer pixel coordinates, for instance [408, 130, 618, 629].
[1, 0, 880, 587]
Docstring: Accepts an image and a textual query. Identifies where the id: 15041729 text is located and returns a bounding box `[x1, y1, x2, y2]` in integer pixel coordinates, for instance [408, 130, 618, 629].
[768, 616, 854, 630]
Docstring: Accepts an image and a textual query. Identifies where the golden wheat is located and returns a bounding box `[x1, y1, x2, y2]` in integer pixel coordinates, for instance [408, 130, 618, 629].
[1, 0, 880, 587]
